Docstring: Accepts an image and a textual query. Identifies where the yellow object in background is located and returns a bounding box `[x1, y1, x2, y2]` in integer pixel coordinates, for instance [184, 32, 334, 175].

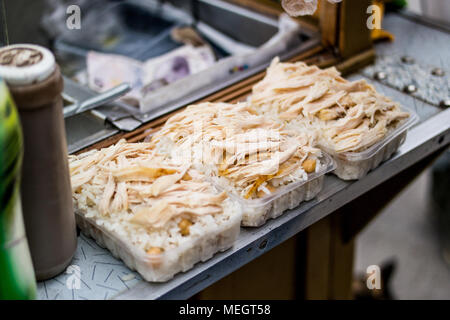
[371, 0, 395, 42]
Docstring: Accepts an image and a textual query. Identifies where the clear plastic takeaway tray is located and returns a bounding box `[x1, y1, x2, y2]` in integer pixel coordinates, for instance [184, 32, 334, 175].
[320, 106, 419, 180]
[74, 200, 242, 282]
[211, 152, 336, 227]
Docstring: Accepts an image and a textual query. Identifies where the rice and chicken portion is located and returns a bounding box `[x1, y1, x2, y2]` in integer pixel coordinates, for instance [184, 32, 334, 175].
[151, 102, 323, 201]
[251, 57, 410, 154]
[69, 139, 241, 276]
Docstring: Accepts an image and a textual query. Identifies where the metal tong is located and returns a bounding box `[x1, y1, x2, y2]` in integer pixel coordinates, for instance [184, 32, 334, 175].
[63, 83, 131, 118]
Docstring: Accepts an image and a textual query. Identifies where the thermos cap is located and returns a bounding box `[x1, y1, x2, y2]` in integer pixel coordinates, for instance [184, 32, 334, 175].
[0, 44, 56, 86]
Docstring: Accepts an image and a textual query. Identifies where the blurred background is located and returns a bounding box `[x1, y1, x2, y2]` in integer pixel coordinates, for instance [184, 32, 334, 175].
[352, 0, 450, 300]
[3, 0, 450, 47]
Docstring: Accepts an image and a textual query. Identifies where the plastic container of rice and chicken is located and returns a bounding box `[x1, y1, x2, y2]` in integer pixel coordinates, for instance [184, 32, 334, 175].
[68, 55, 417, 282]
[151, 102, 335, 227]
[216, 152, 335, 227]
[69, 140, 242, 282]
[251, 57, 418, 180]
[317, 110, 418, 180]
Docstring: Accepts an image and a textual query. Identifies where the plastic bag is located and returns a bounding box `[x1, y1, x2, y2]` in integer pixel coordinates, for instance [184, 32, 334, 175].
[281, 0, 342, 16]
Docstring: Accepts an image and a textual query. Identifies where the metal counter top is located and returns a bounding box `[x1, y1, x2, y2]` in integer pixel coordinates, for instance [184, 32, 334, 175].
[37, 12, 450, 300]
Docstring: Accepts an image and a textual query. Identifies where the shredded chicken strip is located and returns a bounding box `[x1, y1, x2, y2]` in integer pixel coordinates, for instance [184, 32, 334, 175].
[69, 140, 229, 230]
[152, 102, 321, 199]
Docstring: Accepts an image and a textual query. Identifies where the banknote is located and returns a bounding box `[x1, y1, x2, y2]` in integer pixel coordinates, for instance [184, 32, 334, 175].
[87, 51, 145, 104]
[141, 45, 215, 95]
[86, 45, 216, 105]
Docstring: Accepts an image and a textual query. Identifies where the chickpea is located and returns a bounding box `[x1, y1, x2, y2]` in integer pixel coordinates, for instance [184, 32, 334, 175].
[257, 184, 277, 198]
[302, 158, 316, 173]
[182, 172, 192, 180]
[146, 247, 163, 255]
[318, 109, 336, 121]
[86, 196, 95, 207]
[178, 219, 193, 236]
[256, 189, 266, 198]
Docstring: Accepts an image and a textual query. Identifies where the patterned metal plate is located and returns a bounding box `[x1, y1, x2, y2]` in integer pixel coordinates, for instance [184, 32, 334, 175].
[363, 54, 450, 107]
[37, 233, 142, 300]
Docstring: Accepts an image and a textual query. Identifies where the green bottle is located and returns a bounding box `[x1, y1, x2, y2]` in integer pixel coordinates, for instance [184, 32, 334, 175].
[0, 78, 36, 300]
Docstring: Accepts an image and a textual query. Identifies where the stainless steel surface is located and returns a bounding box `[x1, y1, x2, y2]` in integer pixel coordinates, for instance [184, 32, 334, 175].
[399, 9, 450, 34]
[65, 113, 119, 155]
[95, 101, 141, 122]
[63, 83, 131, 118]
[38, 13, 450, 300]
[195, 0, 279, 47]
[63, 78, 122, 153]
[363, 54, 449, 107]
[377, 13, 450, 70]
[109, 117, 144, 132]
[63, 77, 98, 103]
[64, 77, 144, 133]
[420, 0, 450, 27]
[38, 233, 143, 300]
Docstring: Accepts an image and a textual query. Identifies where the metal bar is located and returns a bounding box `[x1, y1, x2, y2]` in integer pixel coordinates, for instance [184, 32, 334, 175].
[67, 128, 119, 155]
[397, 9, 450, 34]
[64, 83, 131, 118]
[114, 108, 450, 300]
